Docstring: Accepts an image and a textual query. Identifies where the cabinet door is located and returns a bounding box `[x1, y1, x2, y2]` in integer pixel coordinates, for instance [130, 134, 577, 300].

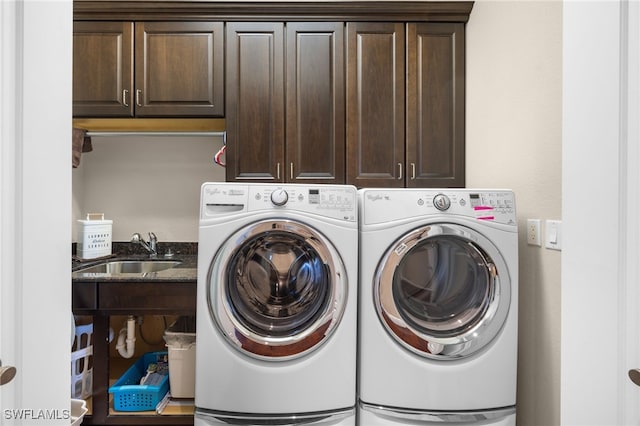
[73, 22, 134, 117]
[406, 23, 465, 188]
[226, 22, 285, 182]
[135, 22, 224, 117]
[286, 22, 345, 183]
[346, 22, 405, 188]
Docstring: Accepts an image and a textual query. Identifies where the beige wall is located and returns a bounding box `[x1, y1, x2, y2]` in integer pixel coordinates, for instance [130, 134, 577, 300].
[466, 1, 562, 425]
[72, 2, 563, 423]
[72, 135, 225, 242]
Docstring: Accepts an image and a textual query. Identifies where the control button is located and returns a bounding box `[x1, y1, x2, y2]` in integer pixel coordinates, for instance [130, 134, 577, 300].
[270, 189, 289, 206]
[433, 194, 451, 211]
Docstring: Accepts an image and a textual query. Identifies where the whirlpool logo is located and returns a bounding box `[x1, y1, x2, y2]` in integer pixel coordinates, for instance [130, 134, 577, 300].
[205, 187, 245, 197]
[366, 193, 390, 202]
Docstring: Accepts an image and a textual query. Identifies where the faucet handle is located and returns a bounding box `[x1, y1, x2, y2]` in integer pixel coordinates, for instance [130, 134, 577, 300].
[131, 232, 157, 257]
[148, 232, 158, 257]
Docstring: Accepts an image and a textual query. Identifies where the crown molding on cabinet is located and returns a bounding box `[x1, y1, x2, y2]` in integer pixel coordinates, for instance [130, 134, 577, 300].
[73, 1, 474, 23]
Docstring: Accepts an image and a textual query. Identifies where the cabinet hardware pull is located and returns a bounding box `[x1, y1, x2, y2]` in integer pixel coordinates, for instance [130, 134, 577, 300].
[123, 89, 129, 107]
[411, 163, 416, 180]
[290, 163, 294, 180]
[398, 163, 403, 180]
[276, 163, 281, 180]
[136, 89, 142, 107]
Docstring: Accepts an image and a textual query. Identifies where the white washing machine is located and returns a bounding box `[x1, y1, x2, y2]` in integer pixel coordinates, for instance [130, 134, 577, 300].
[195, 183, 358, 426]
[357, 189, 518, 425]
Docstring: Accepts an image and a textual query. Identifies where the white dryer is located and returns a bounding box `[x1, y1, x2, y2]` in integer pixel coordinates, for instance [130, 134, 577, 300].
[357, 189, 518, 425]
[195, 183, 358, 426]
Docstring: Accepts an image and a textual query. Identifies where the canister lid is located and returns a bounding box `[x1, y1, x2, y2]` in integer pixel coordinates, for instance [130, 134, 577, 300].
[77, 213, 113, 225]
[86, 213, 104, 221]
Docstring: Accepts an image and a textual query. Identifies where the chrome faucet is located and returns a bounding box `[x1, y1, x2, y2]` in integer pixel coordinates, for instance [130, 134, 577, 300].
[131, 232, 158, 257]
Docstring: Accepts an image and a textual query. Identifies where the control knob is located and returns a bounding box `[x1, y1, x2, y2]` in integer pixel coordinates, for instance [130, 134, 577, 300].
[433, 194, 451, 211]
[270, 189, 289, 206]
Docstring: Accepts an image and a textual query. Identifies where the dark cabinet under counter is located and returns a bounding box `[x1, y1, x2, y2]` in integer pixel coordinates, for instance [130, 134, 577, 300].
[72, 254, 197, 313]
[72, 259, 196, 425]
[72, 281, 97, 312]
[99, 281, 196, 313]
[73, 280, 196, 314]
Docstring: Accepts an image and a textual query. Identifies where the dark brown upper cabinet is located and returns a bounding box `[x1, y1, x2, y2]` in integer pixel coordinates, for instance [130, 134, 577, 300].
[226, 22, 345, 183]
[225, 22, 285, 181]
[73, 22, 133, 117]
[407, 23, 465, 188]
[346, 22, 405, 188]
[72, 2, 471, 189]
[73, 21, 224, 118]
[346, 22, 465, 188]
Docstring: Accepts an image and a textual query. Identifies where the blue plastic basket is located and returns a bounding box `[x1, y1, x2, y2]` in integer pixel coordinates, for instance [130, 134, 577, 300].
[108, 352, 169, 412]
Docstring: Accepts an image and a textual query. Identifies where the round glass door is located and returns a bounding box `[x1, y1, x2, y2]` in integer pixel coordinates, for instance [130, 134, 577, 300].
[208, 220, 348, 360]
[374, 224, 510, 360]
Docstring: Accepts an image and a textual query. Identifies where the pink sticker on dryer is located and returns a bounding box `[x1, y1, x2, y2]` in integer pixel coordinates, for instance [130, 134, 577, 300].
[474, 205, 495, 220]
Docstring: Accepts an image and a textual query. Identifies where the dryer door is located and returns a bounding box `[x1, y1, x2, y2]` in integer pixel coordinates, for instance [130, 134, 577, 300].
[208, 219, 348, 360]
[374, 223, 510, 360]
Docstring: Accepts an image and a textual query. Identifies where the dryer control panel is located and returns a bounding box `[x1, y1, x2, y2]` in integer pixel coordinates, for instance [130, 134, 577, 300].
[360, 189, 516, 226]
[201, 183, 357, 222]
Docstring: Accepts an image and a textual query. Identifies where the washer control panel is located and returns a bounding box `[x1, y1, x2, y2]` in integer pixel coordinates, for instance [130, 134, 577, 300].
[254, 186, 356, 221]
[361, 189, 516, 226]
[201, 183, 357, 222]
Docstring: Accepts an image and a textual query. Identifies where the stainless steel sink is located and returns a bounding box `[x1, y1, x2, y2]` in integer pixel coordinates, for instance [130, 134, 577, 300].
[75, 260, 181, 274]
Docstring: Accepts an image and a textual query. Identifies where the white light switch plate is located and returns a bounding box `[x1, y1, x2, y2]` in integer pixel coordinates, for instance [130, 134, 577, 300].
[545, 220, 562, 250]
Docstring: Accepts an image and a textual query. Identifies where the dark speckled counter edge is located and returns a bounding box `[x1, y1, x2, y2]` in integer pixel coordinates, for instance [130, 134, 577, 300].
[72, 242, 198, 282]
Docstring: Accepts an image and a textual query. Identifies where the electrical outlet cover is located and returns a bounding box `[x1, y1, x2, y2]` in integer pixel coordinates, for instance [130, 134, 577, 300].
[527, 219, 541, 246]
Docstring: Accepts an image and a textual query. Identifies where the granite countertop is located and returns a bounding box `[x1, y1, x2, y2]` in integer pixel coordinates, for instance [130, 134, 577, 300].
[72, 242, 198, 282]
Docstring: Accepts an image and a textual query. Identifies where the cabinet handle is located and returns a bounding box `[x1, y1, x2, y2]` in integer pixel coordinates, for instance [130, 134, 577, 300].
[276, 163, 281, 180]
[136, 89, 142, 107]
[290, 163, 294, 180]
[122, 89, 129, 107]
[397, 163, 403, 180]
[411, 163, 416, 180]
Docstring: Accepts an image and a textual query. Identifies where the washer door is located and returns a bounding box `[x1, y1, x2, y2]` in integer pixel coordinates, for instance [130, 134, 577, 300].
[208, 219, 348, 360]
[374, 223, 510, 360]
